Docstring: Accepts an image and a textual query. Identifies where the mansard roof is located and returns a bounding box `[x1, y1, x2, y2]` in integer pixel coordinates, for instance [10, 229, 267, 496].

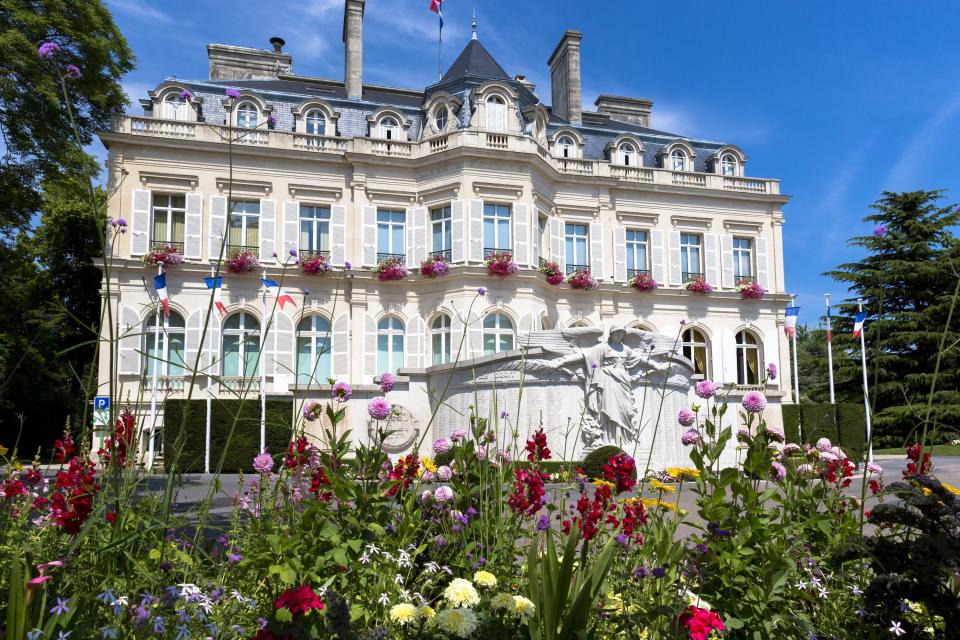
[440, 39, 511, 83]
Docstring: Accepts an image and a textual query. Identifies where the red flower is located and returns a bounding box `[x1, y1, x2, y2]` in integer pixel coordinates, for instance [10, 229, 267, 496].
[49, 456, 101, 534]
[3, 479, 26, 498]
[602, 453, 636, 494]
[507, 468, 547, 516]
[678, 605, 725, 640]
[284, 436, 313, 470]
[904, 442, 933, 478]
[309, 467, 333, 502]
[384, 454, 420, 497]
[275, 585, 324, 616]
[53, 433, 75, 463]
[525, 428, 551, 462]
[106, 511, 117, 524]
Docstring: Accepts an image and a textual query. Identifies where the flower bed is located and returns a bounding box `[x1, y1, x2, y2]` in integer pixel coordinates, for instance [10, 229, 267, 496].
[226, 249, 259, 274]
[142, 244, 184, 267]
[684, 276, 713, 294]
[299, 254, 332, 276]
[567, 269, 598, 290]
[737, 279, 765, 299]
[419, 255, 450, 278]
[485, 251, 518, 277]
[374, 257, 408, 281]
[538, 260, 564, 285]
[629, 272, 658, 292]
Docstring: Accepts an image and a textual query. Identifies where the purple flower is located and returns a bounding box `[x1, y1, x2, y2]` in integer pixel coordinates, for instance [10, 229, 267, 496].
[38, 42, 60, 60]
[289, 248, 298, 257]
[681, 429, 702, 446]
[436, 465, 452, 481]
[815, 437, 833, 452]
[615, 533, 630, 547]
[695, 543, 708, 554]
[767, 363, 777, 380]
[765, 425, 785, 443]
[475, 447, 487, 461]
[536, 513, 550, 532]
[228, 552, 243, 563]
[64, 64, 81, 79]
[225, 87, 241, 99]
[50, 597, 70, 615]
[742, 391, 767, 413]
[115, 218, 128, 228]
[770, 461, 787, 482]
[379, 372, 396, 393]
[873, 225, 888, 238]
[634, 566, 650, 579]
[432, 437, 452, 454]
[368, 396, 392, 420]
[695, 380, 717, 399]
[302, 289, 310, 296]
[302, 400, 321, 421]
[434, 485, 454, 502]
[332, 381, 352, 402]
[678, 408, 696, 427]
[344, 260, 353, 270]
[267, 114, 277, 127]
[179, 90, 193, 100]
[736, 427, 751, 442]
[158, 561, 172, 571]
[450, 429, 467, 442]
[477, 287, 487, 296]
[252, 450, 273, 474]
[499, 410, 508, 419]
[652, 567, 666, 578]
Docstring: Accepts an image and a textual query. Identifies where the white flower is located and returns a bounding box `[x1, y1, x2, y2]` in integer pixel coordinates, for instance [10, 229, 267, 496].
[425, 562, 440, 574]
[113, 596, 129, 608]
[818, 588, 828, 599]
[796, 581, 807, 590]
[378, 593, 390, 606]
[851, 586, 864, 596]
[366, 544, 381, 555]
[381, 552, 394, 562]
[443, 578, 480, 608]
[230, 589, 245, 603]
[394, 573, 405, 585]
[889, 621, 905, 637]
[442, 565, 453, 575]
[359, 552, 371, 565]
[399, 589, 411, 601]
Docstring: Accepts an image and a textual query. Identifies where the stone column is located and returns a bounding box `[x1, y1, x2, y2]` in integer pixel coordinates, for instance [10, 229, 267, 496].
[343, 0, 365, 100]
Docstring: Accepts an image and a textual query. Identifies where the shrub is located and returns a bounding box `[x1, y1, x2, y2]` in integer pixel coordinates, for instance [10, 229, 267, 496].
[782, 404, 802, 444]
[836, 403, 866, 462]
[580, 445, 625, 480]
[162, 398, 293, 473]
[801, 403, 838, 447]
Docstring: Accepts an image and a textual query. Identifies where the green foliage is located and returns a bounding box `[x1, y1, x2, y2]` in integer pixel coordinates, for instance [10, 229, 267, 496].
[580, 445, 624, 480]
[801, 404, 838, 446]
[782, 404, 802, 444]
[162, 399, 294, 473]
[836, 403, 866, 462]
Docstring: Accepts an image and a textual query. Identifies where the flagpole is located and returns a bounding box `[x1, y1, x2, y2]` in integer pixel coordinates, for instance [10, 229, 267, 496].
[260, 269, 267, 453]
[147, 263, 162, 470]
[205, 266, 214, 475]
[825, 293, 836, 404]
[858, 298, 874, 464]
[790, 295, 801, 405]
[437, 10, 442, 82]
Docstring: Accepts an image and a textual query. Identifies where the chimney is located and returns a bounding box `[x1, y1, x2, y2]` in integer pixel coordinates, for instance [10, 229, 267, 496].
[594, 95, 653, 127]
[207, 40, 292, 80]
[547, 30, 583, 125]
[343, 0, 365, 100]
[270, 37, 285, 53]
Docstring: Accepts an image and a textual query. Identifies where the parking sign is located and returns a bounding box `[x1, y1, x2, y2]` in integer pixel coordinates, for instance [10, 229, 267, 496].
[94, 396, 110, 411]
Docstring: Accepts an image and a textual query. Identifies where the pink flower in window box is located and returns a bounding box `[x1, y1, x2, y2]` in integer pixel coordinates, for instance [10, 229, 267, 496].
[629, 272, 658, 292]
[736, 279, 765, 299]
[485, 251, 518, 277]
[538, 260, 564, 285]
[684, 276, 713, 295]
[226, 249, 260, 274]
[299, 254, 332, 276]
[567, 269, 598, 291]
[374, 257, 408, 281]
[419, 255, 450, 278]
[142, 244, 184, 267]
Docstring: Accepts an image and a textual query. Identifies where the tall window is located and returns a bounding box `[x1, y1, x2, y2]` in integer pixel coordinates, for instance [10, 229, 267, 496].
[619, 143, 636, 166]
[483, 203, 511, 255]
[736, 331, 761, 385]
[228, 201, 260, 250]
[670, 148, 688, 172]
[305, 110, 326, 136]
[297, 316, 331, 385]
[161, 93, 188, 121]
[565, 223, 588, 272]
[300, 206, 331, 256]
[733, 237, 753, 282]
[681, 328, 709, 378]
[431, 206, 452, 260]
[720, 154, 737, 176]
[380, 117, 398, 140]
[680, 233, 703, 280]
[377, 209, 405, 261]
[434, 106, 448, 131]
[626, 229, 649, 276]
[144, 311, 185, 377]
[152, 193, 186, 250]
[483, 313, 514, 355]
[486, 96, 507, 132]
[236, 103, 258, 128]
[557, 136, 575, 158]
[222, 313, 260, 378]
[431, 314, 452, 365]
[377, 316, 405, 374]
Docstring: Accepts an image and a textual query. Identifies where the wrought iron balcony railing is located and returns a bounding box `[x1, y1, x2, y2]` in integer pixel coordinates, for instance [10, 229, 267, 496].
[376, 252, 405, 264]
[429, 249, 452, 261]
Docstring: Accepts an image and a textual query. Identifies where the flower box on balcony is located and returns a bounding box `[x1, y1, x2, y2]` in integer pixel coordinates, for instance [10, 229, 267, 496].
[226, 249, 260, 274]
[538, 260, 564, 285]
[374, 257, 408, 282]
[299, 254, 332, 276]
[684, 276, 713, 295]
[567, 269, 599, 291]
[737, 280, 765, 299]
[142, 244, 184, 267]
[629, 272, 658, 292]
[419, 255, 450, 278]
[485, 251, 518, 277]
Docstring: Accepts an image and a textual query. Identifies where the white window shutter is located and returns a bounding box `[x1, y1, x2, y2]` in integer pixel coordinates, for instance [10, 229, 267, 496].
[118, 305, 142, 375]
[450, 313, 466, 362]
[409, 315, 425, 368]
[405, 207, 417, 266]
[704, 233, 719, 287]
[130, 189, 151, 256]
[513, 203, 529, 267]
[364, 313, 377, 377]
[469, 199, 484, 262]
[589, 222, 605, 279]
[272, 311, 294, 377]
[283, 201, 299, 256]
[668, 230, 682, 285]
[721, 234, 735, 288]
[330, 205, 347, 266]
[332, 312, 349, 378]
[756, 237, 770, 290]
[613, 225, 627, 282]
[451, 200, 465, 263]
[362, 206, 377, 266]
[209, 196, 228, 261]
[532, 209, 542, 263]
[184, 193, 203, 259]
[651, 229, 666, 284]
[185, 310, 204, 377]
[413, 207, 428, 266]
[259, 199, 276, 262]
[469, 319, 484, 358]
[550, 217, 565, 272]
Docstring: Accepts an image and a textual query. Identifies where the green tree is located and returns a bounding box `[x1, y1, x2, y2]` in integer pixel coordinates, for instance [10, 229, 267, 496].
[794, 324, 859, 405]
[824, 190, 960, 447]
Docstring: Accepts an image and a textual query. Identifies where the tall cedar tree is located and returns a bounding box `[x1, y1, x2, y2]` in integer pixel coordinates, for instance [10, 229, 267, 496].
[0, 1, 134, 452]
[824, 191, 960, 447]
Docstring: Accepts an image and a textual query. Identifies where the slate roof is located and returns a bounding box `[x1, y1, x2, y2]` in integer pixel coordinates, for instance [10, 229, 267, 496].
[440, 39, 511, 83]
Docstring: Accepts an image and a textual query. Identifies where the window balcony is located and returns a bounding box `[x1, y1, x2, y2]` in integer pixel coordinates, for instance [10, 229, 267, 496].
[226, 243, 258, 255]
[300, 249, 331, 261]
[484, 247, 512, 259]
[627, 268, 650, 278]
[565, 263, 589, 275]
[149, 239, 185, 253]
[377, 252, 405, 264]
[682, 271, 705, 281]
[220, 377, 261, 393]
[735, 275, 756, 284]
[142, 375, 186, 393]
[430, 249, 452, 261]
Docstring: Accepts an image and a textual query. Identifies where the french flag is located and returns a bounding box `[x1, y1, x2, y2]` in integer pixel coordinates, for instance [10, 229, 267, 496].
[430, 0, 443, 27]
[825, 304, 833, 343]
[204, 276, 228, 316]
[262, 278, 296, 310]
[852, 310, 867, 338]
[154, 273, 170, 317]
[784, 306, 800, 338]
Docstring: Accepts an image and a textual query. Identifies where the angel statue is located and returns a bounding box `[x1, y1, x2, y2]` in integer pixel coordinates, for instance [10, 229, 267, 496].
[519, 325, 670, 448]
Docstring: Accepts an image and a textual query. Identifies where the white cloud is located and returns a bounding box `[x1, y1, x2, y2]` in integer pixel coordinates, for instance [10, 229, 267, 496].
[108, 0, 174, 24]
[884, 92, 960, 190]
[122, 81, 153, 111]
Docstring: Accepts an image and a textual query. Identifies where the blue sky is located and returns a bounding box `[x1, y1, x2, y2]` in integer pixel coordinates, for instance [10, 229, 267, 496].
[105, 0, 960, 325]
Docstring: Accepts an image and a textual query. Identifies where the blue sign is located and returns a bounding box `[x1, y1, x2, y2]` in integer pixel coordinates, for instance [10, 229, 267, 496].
[94, 396, 110, 411]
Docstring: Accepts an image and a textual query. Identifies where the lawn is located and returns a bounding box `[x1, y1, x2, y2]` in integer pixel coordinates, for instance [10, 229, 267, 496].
[873, 443, 960, 456]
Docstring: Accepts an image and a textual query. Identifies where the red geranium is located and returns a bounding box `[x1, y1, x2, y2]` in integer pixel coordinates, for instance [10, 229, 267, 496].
[275, 585, 324, 616]
[678, 605, 725, 640]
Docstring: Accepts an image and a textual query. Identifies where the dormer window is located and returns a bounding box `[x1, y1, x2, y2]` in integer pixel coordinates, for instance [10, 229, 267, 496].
[236, 102, 258, 128]
[381, 117, 398, 140]
[619, 143, 635, 166]
[670, 148, 688, 172]
[305, 110, 326, 136]
[161, 93, 188, 121]
[434, 106, 448, 131]
[557, 135, 575, 158]
[486, 96, 507, 132]
[721, 154, 738, 176]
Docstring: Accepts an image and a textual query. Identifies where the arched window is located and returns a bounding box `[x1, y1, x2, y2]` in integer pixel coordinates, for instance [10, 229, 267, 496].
[568, 319, 590, 328]
[381, 117, 398, 140]
[222, 313, 260, 378]
[486, 95, 507, 132]
[431, 314, 452, 365]
[377, 316, 405, 373]
[630, 322, 653, 332]
[236, 102, 259, 129]
[144, 311, 185, 376]
[736, 330, 761, 385]
[161, 93, 188, 121]
[305, 109, 326, 136]
[670, 148, 688, 172]
[557, 135, 575, 158]
[721, 154, 738, 176]
[681, 327, 709, 378]
[483, 313, 514, 355]
[297, 316, 332, 385]
[434, 106, 448, 131]
[619, 143, 636, 166]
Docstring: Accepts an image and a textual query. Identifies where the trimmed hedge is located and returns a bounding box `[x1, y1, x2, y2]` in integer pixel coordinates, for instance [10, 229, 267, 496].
[782, 403, 867, 462]
[580, 445, 626, 480]
[782, 404, 802, 445]
[802, 404, 838, 447]
[163, 399, 294, 473]
[836, 403, 866, 463]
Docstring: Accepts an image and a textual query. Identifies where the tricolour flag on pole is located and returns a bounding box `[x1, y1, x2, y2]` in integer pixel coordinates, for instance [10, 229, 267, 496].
[852, 310, 867, 338]
[826, 303, 833, 343]
[204, 276, 227, 316]
[261, 278, 296, 310]
[154, 273, 170, 317]
[430, 0, 443, 27]
[784, 306, 800, 337]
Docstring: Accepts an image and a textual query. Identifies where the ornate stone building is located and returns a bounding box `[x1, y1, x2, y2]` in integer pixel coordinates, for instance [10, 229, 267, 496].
[98, 0, 792, 463]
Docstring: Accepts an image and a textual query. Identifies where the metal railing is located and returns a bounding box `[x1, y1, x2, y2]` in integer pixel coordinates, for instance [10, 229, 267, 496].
[226, 244, 258, 255]
[148, 239, 185, 253]
[377, 252, 405, 264]
[484, 247, 512, 258]
[682, 271, 705, 281]
[735, 275, 756, 284]
[565, 263, 589, 275]
[300, 249, 331, 261]
[429, 249, 452, 261]
[627, 268, 650, 278]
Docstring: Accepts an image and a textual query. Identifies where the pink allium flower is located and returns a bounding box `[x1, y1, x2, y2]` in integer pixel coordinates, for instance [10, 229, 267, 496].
[770, 461, 787, 482]
[302, 400, 321, 421]
[225, 87, 241, 99]
[379, 372, 396, 394]
[736, 427, 751, 442]
[766, 363, 777, 380]
[436, 465, 452, 481]
[678, 408, 696, 427]
[866, 462, 883, 475]
[64, 64, 81, 79]
[434, 485, 454, 503]
[742, 391, 767, 413]
[816, 437, 833, 452]
[475, 447, 487, 461]
[695, 380, 717, 399]
[450, 429, 467, 442]
[681, 429, 702, 446]
[252, 450, 273, 475]
[367, 396, 392, 420]
[432, 438, 452, 455]
[332, 381, 352, 403]
[820, 451, 839, 463]
[765, 425, 785, 442]
[38, 42, 60, 60]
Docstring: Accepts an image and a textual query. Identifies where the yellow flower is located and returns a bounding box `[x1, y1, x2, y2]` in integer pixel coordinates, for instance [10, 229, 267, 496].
[421, 455, 437, 474]
[941, 482, 960, 496]
[443, 578, 480, 608]
[512, 595, 535, 619]
[490, 593, 514, 611]
[648, 479, 676, 493]
[641, 498, 678, 512]
[389, 603, 419, 625]
[436, 608, 479, 637]
[0, 444, 8, 456]
[592, 479, 616, 489]
[922, 487, 933, 496]
[473, 570, 497, 588]
[665, 467, 700, 480]
[419, 605, 436, 620]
